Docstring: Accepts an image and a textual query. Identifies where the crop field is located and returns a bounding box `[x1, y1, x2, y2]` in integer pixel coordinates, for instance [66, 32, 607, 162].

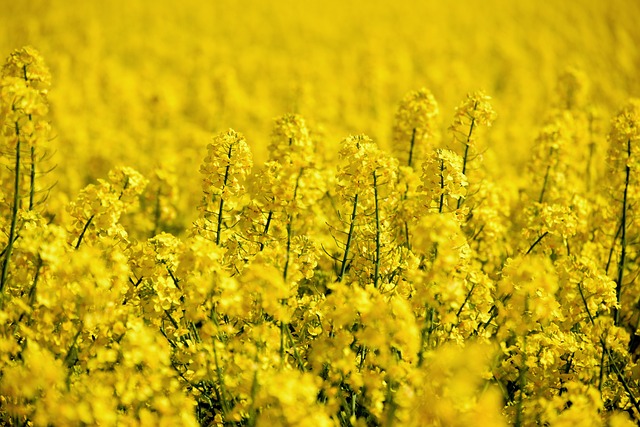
[1, 0, 640, 425]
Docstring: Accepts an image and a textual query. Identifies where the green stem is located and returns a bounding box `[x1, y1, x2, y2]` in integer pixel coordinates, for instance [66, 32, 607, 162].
[280, 319, 285, 367]
[64, 324, 83, 369]
[525, 231, 548, 255]
[456, 283, 476, 318]
[457, 143, 470, 211]
[165, 266, 181, 291]
[283, 216, 293, 281]
[605, 220, 623, 274]
[539, 165, 551, 204]
[152, 187, 161, 236]
[212, 338, 231, 418]
[75, 214, 95, 250]
[15, 257, 43, 330]
[404, 222, 411, 251]
[461, 139, 471, 176]
[373, 171, 381, 288]
[216, 144, 234, 246]
[514, 303, 529, 427]
[578, 281, 640, 416]
[586, 139, 595, 193]
[457, 103, 477, 210]
[0, 136, 22, 296]
[417, 306, 433, 367]
[338, 194, 358, 282]
[407, 128, 416, 168]
[614, 138, 631, 326]
[29, 145, 36, 210]
[215, 198, 225, 246]
[258, 210, 273, 251]
[283, 169, 302, 281]
[358, 345, 368, 372]
[598, 341, 606, 393]
[286, 325, 305, 371]
[438, 158, 445, 213]
[385, 379, 397, 427]
[210, 311, 231, 418]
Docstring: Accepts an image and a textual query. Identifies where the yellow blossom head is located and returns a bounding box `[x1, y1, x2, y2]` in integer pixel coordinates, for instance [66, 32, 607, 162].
[392, 88, 439, 167]
[2, 46, 51, 93]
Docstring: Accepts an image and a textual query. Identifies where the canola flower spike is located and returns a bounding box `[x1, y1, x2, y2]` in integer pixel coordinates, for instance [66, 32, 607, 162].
[332, 134, 400, 286]
[67, 166, 148, 249]
[608, 99, 640, 155]
[270, 113, 315, 170]
[421, 148, 468, 213]
[199, 128, 253, 246]
[200, 128, 253, 203]
[450, 90, 497, 158]
[450, 91, 496, 210]
[392, 88, 440, 168]
[138, 165, 180, 237]
[529, 112, 574, 204]
[0, 47, 53, 298]
[606, 99, 640, 327]
[1, 46, 51, 93]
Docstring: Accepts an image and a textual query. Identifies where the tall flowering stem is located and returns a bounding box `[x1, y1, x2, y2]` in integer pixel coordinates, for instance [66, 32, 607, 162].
[449, 91, 496, 209]
[68, 167, 148, 249]
[0, 47, 51, 295]
[421, 148, 467, 214]
[338, 194, 358, 283]
[199, 128, 253, 246]
[372, 171, 381, 287]
[607, 99, 640, 325]
[0, 137, 20, 294]
[332, 135, 398, 286]
[615, 137, 630, 326]
[392, 88, 439, 168]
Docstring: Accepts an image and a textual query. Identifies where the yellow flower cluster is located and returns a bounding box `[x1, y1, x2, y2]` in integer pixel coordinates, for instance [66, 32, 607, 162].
[0, 0, 640, 425]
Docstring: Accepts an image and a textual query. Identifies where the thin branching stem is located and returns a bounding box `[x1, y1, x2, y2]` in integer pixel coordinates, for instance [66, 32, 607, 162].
[614, 138, 631, 326]
[210, 311, 231, 418]
[539, 165, 551, 204]
[456, 283, 476, 318]
[578, 281, 640, 417]
[152, 187, 161, 236]
[283, 169, 303, 282]
[216, 143, 234, 246]
[338, 194, 358, 282]
[286, 325, 305, 371]
[0, 135, 22, 295]
[407, 127, 416, 168]
[525, 231, 549, 255]
[605, 220, 623, 274]
[417, 306, 433, 367]
[438, 158, 445, 213]
[514, 300, 529, 427]
[457, 101, 477, 210]
[215, 199, 226, 246]
[29, 145, 36, 210]
[75, 214, 95, 250]
[280, 319, 286, 368]
[259, 210, 273, 251]
[373, 171, 381, 288]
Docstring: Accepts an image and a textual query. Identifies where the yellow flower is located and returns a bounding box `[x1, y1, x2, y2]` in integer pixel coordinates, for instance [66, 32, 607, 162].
[392, 88, 440, 167]
[2, 46, 51, 92]
[421, 148, 468, 211]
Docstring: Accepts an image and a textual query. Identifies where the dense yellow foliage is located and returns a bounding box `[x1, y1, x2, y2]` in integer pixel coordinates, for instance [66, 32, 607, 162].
[1, 1, 640, 426]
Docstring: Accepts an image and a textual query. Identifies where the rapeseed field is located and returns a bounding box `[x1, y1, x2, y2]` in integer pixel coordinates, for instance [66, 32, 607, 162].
[1, 1, 640, 425]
